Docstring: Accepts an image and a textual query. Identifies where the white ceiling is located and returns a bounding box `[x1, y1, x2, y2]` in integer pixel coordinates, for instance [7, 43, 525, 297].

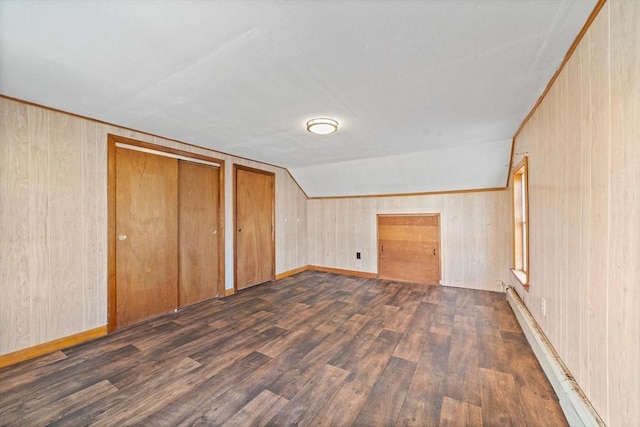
[0, 0, 596, 197]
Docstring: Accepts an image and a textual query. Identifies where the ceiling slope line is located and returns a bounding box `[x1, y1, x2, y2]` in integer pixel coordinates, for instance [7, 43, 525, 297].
[306, 186, 507, 201]
[0, 94, 291, 172]
[507, 0, 607, 189]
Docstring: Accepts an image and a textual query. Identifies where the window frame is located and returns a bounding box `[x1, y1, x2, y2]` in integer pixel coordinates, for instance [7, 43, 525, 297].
[511, 156, 529, 288]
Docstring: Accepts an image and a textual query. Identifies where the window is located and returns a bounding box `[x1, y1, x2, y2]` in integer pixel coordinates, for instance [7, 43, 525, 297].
[512, 157, 529, 287]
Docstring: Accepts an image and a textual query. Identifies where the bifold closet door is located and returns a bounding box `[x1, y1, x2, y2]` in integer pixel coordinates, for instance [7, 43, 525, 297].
[178, 160, 220, 307]
[115, 147, 178, 329]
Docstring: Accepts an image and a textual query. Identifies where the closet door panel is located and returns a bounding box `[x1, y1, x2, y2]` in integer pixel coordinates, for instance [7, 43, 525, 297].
[178, 160, 220, 307]
[115, 147, 178, 328]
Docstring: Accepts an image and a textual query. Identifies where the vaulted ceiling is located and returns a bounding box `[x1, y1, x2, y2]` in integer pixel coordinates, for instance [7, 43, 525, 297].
[0, 0, 596, 197]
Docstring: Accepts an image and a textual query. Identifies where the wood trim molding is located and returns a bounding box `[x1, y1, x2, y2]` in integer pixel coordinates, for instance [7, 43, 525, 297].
[505, 138, 516, 188]
[308, 186, 506, 200]
[512, 0, 607, 142]
[107, 135, 117, 332]
[0, 326, 107, 369]
[275, 265, 311, 280]
[309, 265, 378, 279]
[511, 156, 530, 290]
[109, 134, 225, 165]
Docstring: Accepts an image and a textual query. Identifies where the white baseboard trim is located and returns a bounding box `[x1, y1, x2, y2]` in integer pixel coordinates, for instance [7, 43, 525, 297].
[505, 286, 605, 427]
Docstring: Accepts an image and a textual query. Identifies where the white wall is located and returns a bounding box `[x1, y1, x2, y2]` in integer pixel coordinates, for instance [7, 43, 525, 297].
[508, 1, 640, 424]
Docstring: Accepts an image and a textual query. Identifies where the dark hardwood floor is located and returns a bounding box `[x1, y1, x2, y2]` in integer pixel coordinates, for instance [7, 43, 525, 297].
[0, 271, 567, 426]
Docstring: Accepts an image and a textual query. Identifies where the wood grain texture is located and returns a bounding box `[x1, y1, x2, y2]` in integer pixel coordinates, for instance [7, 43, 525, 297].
[235, 165, 275, 290]
[378, 214, 441, 284]
[508, 1, 640, 424]
[275, 169, 308, 275]
[26, 105, 51, 345]
[0, 271, 566, 426]
[115, 147, 179, 328]
[81, 118, 101, 329]
[178, 160, 220, 306]
[48, 111, 84, 339]
[608, 1, 640, 425]
[479, 368, 526, 426]
[439, 396, 482, 427]
[0, 98, 32, 354]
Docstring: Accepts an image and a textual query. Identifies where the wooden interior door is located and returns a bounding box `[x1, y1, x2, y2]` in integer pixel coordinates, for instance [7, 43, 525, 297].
[378, 214, 441, 284]
[115, 147, 178, 328]
[178, 160, 220, 307]
[234, 166, 274, 291]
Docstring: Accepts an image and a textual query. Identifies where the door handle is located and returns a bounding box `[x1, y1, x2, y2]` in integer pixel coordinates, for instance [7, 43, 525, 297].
[381, 245, 384, 253]
[118, 234, 127, 241]
[433, 248, 436, 256]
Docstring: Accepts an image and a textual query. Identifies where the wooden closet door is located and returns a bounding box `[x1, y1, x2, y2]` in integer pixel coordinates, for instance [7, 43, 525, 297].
[235, 166, 274, 291]
[178, 160, 220, 307]
[378, 214, 441, 285]
[115, 147, 178, 328]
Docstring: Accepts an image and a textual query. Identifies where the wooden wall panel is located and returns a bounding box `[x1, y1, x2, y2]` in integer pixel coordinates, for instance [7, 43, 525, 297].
[586, 9, 611, 416]
[26, 105, 51, 345]
[576, 35, 592, 390]
[95, 123, 109, 326]
[81, 119, 100, 328]
[307, 190, 510, 292]
[564, 45, 588, 387]
[48, 111, 84, 339]
[508, 2, 639, 424]
[0, 98, 307, 355]
[608, 1, 640, 424]
[275, 170, 307, 274]
[0, 99, 31, 353]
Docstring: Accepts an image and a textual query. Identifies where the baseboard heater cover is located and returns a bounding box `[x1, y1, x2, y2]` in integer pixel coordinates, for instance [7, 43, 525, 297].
[505, 286, 605, 427]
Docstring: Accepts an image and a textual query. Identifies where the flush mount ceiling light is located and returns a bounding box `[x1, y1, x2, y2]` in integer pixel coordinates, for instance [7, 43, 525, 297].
[306, 118, 338, 135]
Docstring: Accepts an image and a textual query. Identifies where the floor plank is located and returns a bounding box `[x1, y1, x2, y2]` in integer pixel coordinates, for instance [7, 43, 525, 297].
[267, 364, 350, 425]
[0, 271, 567, 426]
[353, 356, 416, 426]
[479, 367, 528, 427]
[439, 395, 483, 427]
[222, 389, 289, 427]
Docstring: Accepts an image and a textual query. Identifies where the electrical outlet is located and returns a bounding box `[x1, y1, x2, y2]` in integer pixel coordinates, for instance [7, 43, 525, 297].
[541, 298, 546, 317]
[356, 252, 361, 259]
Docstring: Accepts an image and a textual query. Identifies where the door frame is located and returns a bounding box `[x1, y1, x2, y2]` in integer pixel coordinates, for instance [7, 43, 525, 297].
[233, 164, 275, 292]
[376, 213, 442, 284]
[107, 134, 225, 332]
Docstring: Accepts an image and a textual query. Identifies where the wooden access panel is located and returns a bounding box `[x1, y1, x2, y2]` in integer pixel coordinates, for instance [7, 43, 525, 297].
[378, 214, 441, 284]
[178, 160, 220, 307]
[234, 166, 274, 291]
[115, 147, 178, 328]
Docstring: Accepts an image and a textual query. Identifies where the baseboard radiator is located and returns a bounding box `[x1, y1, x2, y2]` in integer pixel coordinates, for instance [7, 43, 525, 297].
[505, 286, 605, 427]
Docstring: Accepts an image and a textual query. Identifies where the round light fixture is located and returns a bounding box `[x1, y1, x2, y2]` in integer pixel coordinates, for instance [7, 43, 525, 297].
[306, 118, 338, 135]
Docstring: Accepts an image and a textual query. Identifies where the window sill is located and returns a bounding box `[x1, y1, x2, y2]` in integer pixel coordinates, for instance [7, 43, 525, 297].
[510, 269, 529, 290]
